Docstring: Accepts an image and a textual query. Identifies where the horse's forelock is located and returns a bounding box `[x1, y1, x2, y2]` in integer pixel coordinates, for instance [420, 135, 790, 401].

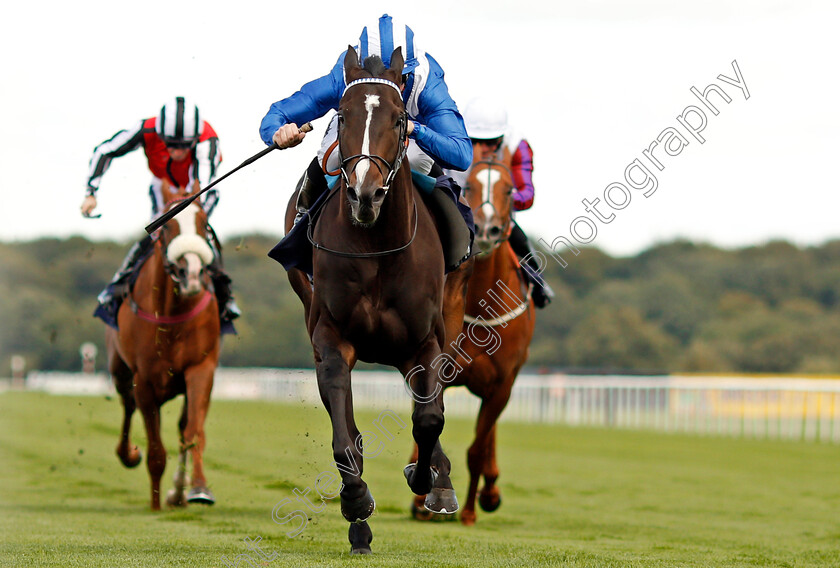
[362, 55, 387, 77]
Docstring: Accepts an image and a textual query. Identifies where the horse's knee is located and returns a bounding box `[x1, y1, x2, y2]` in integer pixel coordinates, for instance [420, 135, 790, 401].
[466, 443, 484, 472]
[146, 445, 167, 477]
[412, 407, 444, 441]
[317, 353, 350, 385]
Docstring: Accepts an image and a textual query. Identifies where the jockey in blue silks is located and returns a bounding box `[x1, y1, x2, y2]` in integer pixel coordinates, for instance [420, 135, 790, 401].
[259, 13, 472, 218]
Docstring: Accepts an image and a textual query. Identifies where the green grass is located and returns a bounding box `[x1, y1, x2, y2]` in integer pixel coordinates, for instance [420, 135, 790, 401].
[1, 391, 838, 567]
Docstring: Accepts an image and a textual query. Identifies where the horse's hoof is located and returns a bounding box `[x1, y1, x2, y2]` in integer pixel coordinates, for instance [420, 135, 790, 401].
[116, 445, 142, 468]
[410, 495, 434, 521]
[460, 510, 477, 526]
[348, 520, 373, 554]
[479, 491, 502, 512]
[165, 488, 188, 508]
[187, 486, 215, 505]
[424, 488, 459, 515]
[403, 463, 438, 495]
[340, 488, 375, 523]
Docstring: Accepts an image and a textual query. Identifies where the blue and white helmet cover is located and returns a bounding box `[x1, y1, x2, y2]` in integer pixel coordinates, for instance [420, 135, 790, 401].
[356, 14, 420, 74]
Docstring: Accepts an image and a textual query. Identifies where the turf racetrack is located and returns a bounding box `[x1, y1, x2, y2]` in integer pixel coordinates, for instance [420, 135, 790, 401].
[1, 391, 838, 567]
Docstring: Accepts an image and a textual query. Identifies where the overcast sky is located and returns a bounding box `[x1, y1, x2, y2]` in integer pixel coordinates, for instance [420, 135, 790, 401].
[1, 0, 837, 256]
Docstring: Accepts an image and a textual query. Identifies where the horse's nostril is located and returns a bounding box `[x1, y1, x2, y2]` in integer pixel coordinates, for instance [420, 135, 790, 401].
[374, 188, 386, 200]
[346, 187, 359, 202]
[488, 226, 502, 238]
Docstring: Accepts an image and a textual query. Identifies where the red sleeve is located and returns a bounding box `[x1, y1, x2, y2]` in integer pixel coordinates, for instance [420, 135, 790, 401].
[511, 139, 534, 211]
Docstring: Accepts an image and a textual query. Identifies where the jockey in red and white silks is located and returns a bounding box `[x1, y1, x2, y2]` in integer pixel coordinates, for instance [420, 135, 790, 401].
[84, 100, 222, 218]
[82, 97, 239, 332]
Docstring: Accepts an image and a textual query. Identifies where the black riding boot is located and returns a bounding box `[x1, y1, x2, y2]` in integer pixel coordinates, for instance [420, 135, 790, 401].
[294, 157, 330, 222]
[509, 222, 554, 309]
[205, 237, 240, 334]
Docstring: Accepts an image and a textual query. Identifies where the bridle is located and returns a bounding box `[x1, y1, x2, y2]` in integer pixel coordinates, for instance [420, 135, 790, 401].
[469, 159, 515, 245]
[306, 76, 417, 259]
[338, 77, 410, 198]
[128, 197, 215, 325]
[158, 196, 213, 284]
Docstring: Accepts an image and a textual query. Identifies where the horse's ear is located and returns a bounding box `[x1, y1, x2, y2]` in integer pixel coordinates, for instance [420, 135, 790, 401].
[344, 45, 360, 75]
[388, 47, 404, 83]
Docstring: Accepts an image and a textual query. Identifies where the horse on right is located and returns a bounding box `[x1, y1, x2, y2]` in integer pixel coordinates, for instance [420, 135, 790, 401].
[412, 149, 537, 525]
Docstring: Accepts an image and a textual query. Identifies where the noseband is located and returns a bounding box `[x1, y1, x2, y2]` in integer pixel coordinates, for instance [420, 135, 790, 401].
[338, 78, 410, 195]
[159, 197, 213, 282]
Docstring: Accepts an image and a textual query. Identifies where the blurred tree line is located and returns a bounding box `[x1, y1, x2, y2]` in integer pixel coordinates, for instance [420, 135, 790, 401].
[2, 235, 839, 375]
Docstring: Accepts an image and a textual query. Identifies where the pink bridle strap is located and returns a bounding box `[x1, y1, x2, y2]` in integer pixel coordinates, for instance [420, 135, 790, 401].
[131, 290, 213, 325]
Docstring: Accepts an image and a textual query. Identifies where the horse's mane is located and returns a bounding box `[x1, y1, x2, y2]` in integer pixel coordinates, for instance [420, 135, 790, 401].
[362, 55, 388, 77]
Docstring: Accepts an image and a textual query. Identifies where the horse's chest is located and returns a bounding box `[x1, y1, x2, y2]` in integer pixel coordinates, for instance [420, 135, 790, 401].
[328, 291, 436, 349]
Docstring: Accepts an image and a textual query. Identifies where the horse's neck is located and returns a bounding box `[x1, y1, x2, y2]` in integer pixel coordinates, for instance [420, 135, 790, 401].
[134, 246, 180, 313]
[466, 243, 525, 312]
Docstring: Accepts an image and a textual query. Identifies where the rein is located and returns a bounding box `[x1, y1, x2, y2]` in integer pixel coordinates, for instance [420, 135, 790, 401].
[306, 187, 419, 258]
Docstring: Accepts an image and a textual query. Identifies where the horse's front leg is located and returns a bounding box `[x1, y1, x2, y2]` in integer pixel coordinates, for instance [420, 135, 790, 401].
[478, 423, 502, 514]
[134, 377, 166, 511]
[182, 358, 217, 505]
[401, 339, 458, 514]
[461, 393, 508, 525]
[166, 398, 190, 508]
[312, 326, 373, 524]
[107, 330, 142, 468]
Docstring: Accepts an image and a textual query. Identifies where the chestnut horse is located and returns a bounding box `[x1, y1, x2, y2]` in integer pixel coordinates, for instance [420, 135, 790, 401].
[410, 149, 536, 525]
[282, 47, 472, 554]
[106, 186, 221, 510]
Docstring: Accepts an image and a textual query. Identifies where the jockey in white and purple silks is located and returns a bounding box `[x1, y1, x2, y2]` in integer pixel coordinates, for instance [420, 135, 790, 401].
[259, 13, 472, 218]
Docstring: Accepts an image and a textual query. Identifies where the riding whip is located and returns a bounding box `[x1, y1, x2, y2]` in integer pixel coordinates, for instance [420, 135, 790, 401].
[144, 122, 313, 234]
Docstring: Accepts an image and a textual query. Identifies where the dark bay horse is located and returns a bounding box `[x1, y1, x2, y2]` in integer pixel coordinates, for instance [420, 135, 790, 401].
[410, 150, 536, 525]
[283, 47, 472, 553]
[106, 184, 221, 510]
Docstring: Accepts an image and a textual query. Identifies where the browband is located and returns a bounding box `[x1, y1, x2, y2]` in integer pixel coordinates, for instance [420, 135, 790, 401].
[343, 77, 402, 97]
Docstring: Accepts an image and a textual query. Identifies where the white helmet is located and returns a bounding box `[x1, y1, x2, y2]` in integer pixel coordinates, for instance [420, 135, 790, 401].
[155, 96, 202, 146]
[462, 97, 508, 140]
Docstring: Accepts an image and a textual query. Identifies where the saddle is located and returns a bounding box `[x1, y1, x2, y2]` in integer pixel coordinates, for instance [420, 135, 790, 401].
[268, 172, 474, 276]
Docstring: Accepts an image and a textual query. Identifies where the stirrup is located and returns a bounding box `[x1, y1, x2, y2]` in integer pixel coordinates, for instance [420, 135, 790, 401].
[532, 282, 555, 309]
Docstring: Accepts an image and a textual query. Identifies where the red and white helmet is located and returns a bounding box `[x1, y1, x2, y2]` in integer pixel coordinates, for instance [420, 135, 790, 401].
[155, 96, 202, 146]
[462, 97, 508, 140]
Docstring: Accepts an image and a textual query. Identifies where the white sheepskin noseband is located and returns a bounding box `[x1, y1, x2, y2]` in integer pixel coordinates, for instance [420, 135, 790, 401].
[166, 234, 214, 266]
